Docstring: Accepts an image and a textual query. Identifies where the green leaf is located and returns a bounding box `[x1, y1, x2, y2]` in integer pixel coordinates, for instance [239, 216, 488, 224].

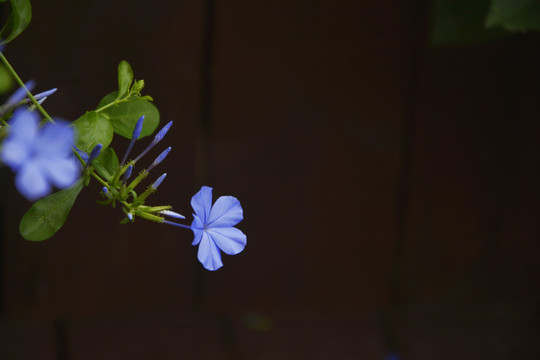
[117, 60, 134, 99]
[19, 179, 85, 241]
[0, 0, 32, 45]
[486, 0, 540, 32]
[73, 110, 114, 153]
[97, 92, 160, 139]
[93, 147, 118, 181]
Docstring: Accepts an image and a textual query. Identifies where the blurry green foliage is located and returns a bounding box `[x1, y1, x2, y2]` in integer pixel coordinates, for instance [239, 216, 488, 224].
[430, 0, 540, 45]
[0, 64, 14, 94]
[486, 0, 540, 31]
[0, 0, 31, 45]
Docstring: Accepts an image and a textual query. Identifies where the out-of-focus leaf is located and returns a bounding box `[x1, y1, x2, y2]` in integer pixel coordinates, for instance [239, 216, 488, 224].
[0, 64, 14, 94]
[486, 0, 540, 32]
[0, 0, 32, 44]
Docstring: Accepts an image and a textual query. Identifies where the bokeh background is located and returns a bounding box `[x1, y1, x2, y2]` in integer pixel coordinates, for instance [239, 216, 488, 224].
[1, 0, 540, 359]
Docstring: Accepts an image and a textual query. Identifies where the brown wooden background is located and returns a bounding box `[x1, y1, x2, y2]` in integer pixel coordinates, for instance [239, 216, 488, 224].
[1, 0, 540, 359]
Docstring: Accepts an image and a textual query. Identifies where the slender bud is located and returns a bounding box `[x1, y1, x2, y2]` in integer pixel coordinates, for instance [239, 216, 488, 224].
[127, 213, 134, 221]
[29, 88, 57, 102]
[36, 97, 48, 105]
[152, 121, 172, 144]
[132, 115, 145, 140]
[133, 173, 167, 205]
[159, 210, 185, 219]
[122, 165, 133, 184]
[146, 147, 171, 173]
[133, 121, 173, 163]
[86, 144, 102, 166]
[152, 173, 167, 189]
[121, 115, 145, 165]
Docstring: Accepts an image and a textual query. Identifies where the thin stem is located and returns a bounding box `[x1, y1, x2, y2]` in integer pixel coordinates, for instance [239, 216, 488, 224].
[162, 220, 192, 230]
[95, 96, 129, 113]
[72, 147, 87, 166]
[90, 171, 109, 187]
[0, 52, 54, 123]
[95, 101, 117, 113]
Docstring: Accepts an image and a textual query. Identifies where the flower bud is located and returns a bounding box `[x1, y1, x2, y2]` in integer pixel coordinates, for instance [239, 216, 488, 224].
[152, 173, 167, 189]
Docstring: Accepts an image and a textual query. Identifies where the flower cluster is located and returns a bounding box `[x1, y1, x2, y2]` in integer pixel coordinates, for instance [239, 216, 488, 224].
[85, 115, 247, 271]
[0, 48, 246, 270]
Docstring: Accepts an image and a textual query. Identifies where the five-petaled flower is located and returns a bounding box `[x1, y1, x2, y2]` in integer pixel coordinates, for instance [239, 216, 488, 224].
[191, 186, 246, 271]
[0, 108, 80, 200]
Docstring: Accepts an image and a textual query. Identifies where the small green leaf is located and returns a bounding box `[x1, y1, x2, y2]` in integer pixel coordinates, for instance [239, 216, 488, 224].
[93, 147, 118, 181]
[130, 79, 145, 95]
[97, 92, 160, 139]
[73, 110, 114, 153]
[117, 60, 134, 99]
[19, 179, 85, 241]
[0, 0, 32, 45]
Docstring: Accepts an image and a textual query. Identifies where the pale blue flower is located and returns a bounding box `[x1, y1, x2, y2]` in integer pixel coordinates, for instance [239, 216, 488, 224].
[0, 108, 80, 200]
[190, 186, 246, 271]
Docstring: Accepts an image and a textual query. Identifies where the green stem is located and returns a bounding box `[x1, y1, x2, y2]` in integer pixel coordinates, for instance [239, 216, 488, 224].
[72, 146, 86, 166]
[95, 97, 128, 113]
[90, 171, 109, 187]
[0, 52, 54, 123]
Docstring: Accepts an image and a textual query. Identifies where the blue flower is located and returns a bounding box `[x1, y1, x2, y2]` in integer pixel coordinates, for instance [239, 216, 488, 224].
[0, 108, 80, 200]
[190, 186, 246, 271]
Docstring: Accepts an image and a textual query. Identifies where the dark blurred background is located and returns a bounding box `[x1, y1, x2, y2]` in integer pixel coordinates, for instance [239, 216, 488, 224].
[1, 0, 540, 359]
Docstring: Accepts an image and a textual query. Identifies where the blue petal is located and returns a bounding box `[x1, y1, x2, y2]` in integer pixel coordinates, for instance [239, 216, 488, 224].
[192, 228, 203, 246]
[191, 215, 204, 245]
[191, 214, 204, 229]
[35, 119, 74, 157]
[1, 135, 30, 170]
[41, 157, 80, 189]
[15, 161, 51, 200]
[206, 226, 246, 255]
[207, 195, 243, 227]
[197, 232, 223, 271]
[1, 109, 39, 169]
[191, 186, 213, 223]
